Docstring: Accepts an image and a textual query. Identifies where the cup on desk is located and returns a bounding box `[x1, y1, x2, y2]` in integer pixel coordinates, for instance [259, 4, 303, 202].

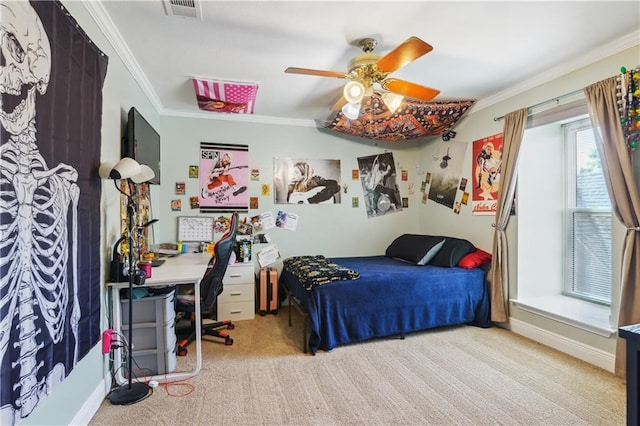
[139, 260, 152, 278]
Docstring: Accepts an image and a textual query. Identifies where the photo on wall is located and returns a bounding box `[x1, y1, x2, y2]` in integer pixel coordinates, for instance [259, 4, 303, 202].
[199, 142, 249, 212]
[273, 158, 341, 204]
[428, 141, 468, 209]
[357, 152, 402, 218]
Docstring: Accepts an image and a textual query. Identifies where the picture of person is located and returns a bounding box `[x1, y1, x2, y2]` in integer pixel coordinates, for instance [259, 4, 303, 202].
[475, 141, 502, 200]
[358, 153, 402, 217]
[286, 161, 340, 204]
[273, 158, 342, 204]
[201, 152, 247, 199]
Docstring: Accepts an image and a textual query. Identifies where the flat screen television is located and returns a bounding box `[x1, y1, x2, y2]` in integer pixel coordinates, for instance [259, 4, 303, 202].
[123, 107, 160, 185]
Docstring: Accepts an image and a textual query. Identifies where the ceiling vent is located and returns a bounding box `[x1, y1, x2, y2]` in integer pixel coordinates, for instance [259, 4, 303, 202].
[163, 0, 202, 20]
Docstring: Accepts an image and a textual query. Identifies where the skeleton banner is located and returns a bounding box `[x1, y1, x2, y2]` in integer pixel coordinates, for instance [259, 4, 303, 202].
[0, 1, 107, 423]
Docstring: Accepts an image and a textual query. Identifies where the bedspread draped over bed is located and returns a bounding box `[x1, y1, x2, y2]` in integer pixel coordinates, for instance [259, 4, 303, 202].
[280, 256, 491, 354]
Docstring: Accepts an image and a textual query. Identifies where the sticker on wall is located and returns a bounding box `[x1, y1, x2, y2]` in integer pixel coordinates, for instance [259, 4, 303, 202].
[421, 193, 428, 204]
[459, 177, 468, 191]
[453, 202, 462, 214]
[461, 192, 469, 205]
[352, 197, 359, 208]
[250, 197, 258, 209]
[171, 199, 182, 211]
[175, 182, 185, 195]
[189, 165, 198, 178]
[401, 170, 408, 181]
[261, 184, 271, 196]
[251, 168, 259, 181]
[190, 196, 199, 209]
[352, 169, 359, 180]
[402, 197, 409, 208]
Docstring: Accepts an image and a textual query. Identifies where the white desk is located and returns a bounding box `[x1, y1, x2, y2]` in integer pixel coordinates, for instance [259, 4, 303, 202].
[108, 253, 211, 385]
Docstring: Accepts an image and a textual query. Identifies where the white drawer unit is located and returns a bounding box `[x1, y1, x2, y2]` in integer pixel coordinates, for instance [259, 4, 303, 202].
[120, 290, 177, 375]
[217, 263, 255, 321]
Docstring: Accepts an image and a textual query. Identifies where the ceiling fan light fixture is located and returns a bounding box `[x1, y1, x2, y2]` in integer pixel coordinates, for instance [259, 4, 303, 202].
[344, 81, 365, 104]
[341, 102, 361, 120]
[382, 92, 403, 113]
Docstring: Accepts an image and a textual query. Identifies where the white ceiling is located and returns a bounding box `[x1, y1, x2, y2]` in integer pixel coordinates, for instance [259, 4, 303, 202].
[93, 1, 640, 124]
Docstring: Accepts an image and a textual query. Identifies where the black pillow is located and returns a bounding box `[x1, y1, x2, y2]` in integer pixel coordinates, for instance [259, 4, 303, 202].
[385, 234, 446, 265]
[428, 236, 477, 267]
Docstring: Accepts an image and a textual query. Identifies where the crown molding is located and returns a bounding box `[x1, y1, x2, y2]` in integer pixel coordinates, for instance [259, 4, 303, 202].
[82, 1, 163, 111]
[160, 108, 317, 127]
[471, 30, 640, 113]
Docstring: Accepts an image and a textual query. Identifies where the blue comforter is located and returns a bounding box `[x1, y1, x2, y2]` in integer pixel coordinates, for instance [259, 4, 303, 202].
[280, 256, 491, 354]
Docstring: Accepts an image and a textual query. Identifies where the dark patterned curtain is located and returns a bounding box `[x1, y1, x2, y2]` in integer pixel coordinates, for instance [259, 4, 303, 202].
[0, 1, 107, 423]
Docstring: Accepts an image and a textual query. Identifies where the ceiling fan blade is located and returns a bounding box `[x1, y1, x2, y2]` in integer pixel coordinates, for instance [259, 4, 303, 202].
[329, 94, 347, 111]
[375, 37, 433, 74]
[285, 67, 347, 79]
[381, 78, 440, 101]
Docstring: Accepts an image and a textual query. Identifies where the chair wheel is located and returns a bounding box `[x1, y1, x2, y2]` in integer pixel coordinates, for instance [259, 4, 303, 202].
[177, 346, 188, 356]
[225, 338, 234, 346]
[227, 324, 235, 330]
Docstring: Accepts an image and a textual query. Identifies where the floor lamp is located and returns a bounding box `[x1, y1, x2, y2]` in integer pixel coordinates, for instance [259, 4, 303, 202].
[99, 157, 155, 405]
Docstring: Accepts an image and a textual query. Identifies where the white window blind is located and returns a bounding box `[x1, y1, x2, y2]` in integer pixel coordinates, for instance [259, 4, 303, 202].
[564, 119, 612, 305]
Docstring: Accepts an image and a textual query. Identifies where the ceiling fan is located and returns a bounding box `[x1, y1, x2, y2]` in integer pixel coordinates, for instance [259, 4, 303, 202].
[285, 36, 440, 114]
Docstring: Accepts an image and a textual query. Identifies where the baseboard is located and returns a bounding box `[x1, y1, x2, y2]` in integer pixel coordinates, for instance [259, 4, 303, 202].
[69, 376, 109, 425]
[507, 318, 615, 373]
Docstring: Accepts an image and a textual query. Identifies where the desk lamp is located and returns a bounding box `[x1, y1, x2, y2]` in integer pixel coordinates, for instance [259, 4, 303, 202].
[99, 157, 155, 405]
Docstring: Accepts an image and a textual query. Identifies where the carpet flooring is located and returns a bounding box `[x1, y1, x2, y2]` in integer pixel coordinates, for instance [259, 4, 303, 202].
[89, 308, 625, 425]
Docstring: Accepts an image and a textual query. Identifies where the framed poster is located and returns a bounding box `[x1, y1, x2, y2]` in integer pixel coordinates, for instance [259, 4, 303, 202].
[199, 142, 249, 212]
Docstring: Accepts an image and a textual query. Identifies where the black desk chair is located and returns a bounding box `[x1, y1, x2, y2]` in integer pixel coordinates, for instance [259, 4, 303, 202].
[176, 211, 239, 356]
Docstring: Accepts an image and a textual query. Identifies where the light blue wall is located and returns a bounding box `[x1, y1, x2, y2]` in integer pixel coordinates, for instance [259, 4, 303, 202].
[19, 0, 639, 423]
[159, 117, 425, 260]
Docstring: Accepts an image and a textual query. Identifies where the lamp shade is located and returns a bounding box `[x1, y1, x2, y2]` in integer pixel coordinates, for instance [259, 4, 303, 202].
[98, 162, 117, 179]
[341, 102, 361, 120]
[343, 81, 365, 104]
[130, 164, 155, 183]
[98, 157, 155, 183]
[109, 157, 141, 180]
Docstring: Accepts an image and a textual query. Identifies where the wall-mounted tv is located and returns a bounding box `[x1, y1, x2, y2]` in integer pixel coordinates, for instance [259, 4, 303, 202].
[122, 107, 160, 185]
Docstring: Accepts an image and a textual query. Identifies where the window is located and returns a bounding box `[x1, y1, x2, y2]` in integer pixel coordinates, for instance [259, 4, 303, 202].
[563, 118, 612, 305]
[517, 105, 615, 335]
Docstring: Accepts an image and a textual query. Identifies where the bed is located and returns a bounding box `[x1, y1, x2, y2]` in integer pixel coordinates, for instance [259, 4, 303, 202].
[280, 234, 492, 354]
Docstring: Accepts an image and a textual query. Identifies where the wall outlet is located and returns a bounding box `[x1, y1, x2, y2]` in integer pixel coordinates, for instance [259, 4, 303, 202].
[102, 329, 114, 354]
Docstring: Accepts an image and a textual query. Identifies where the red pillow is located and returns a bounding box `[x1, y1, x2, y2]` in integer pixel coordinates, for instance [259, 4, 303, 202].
[457, 249, 492, 269]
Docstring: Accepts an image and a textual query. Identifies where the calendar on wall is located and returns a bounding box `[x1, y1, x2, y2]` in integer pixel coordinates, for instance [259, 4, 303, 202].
[177, 216, 215, 242]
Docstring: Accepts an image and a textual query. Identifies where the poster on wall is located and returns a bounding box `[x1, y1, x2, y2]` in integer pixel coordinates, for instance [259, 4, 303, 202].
[199, 142, 249, 212]
[0, 1, 107, 422]
[273, 158, 341, 204]
[357, 152, 402, 217]
[427, 141, 468, 209]
[471, 133, 503, 215]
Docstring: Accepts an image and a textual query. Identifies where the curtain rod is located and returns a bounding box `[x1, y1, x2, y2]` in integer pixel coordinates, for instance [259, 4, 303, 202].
[493, 87, 585, 121]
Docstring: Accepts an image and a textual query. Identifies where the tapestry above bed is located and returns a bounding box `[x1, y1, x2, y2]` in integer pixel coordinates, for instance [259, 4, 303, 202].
[282, 255, 360, 290]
